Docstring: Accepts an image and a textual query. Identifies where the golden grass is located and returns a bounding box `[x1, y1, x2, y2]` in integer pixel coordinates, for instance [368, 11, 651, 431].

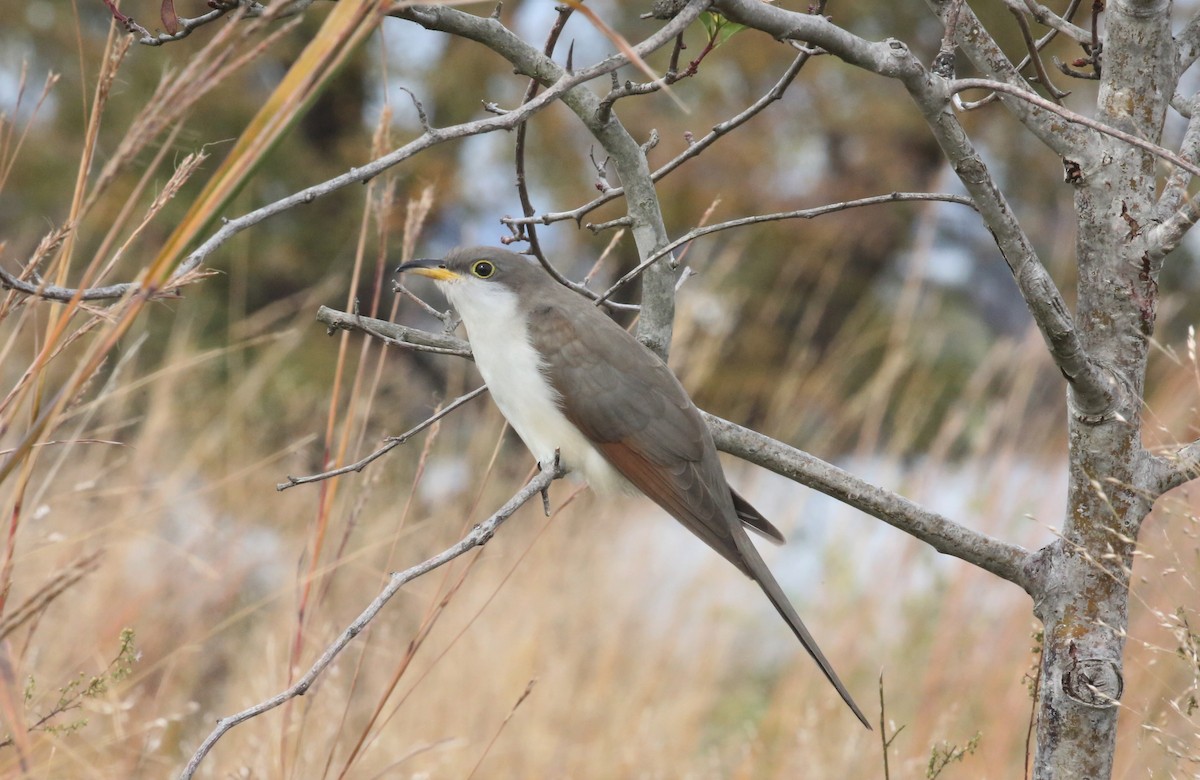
[1, 10, 1198, 780]
[0, 258, 1196, 778]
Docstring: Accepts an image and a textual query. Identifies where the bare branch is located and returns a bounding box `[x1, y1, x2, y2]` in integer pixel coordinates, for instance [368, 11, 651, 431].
[1009, 8, 1069, 101]
[1009, 0, 1092, 43]
[926, 0, 1089, 153]
[948, 78, 1200, 180]
[705, 415, 1035, 591]
[596, 192, 979, 303]
[1148, 439, 1200, 495]
[1177, 9, 1200, 75]
[710, 2, 1113, 421]
[178, 465, 563, 780]
[710, 0, 1088, 152]
[909, 80, 1119, 419]
[103, 0, 316, 46]
[318, 305, 470, 355]
[102, 0, 239, 45]
[17, 7, 700, 306]
[277, 386, 487, 491]
[502, 50, 815, 229]
[957, 0, 1083, 109]
[1153, 93, 1200, 237]
[0, 267, 154, 302]
[508, 4, 573, 273]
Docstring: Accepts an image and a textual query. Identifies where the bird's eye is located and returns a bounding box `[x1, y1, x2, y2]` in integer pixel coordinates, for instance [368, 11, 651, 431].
[471, 260, 495, 279]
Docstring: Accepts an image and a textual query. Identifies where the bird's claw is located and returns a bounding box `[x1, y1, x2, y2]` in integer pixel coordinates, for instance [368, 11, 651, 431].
[539, 449, 563, 516]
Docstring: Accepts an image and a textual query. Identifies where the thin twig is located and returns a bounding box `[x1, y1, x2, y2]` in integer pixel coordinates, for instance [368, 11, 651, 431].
[178, 465, 563, 780]
[502, 50, 815, 229]
[13, 2, 703, 305]
[1015, 0, 1092, 43]
[318, 305, 471, 353]
[958, 0, 1081, 109]
[947, 78, 1200, 180]
[596, 192, 978, 303]
[1010, 8, 1068, 101]
[0, 268, 154, 302]
[277, 386, 488, 490]
[878, 671, 905, 780]
[101, 0, 241, 45]
[508, 4, 573, 271]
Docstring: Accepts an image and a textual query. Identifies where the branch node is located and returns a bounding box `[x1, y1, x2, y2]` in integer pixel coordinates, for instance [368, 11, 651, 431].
[398, 87, 433, 132]
[640, 128, 660, 154]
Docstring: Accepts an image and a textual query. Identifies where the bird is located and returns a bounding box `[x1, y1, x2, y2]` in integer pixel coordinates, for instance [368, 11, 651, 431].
[397, 246, 869, 729]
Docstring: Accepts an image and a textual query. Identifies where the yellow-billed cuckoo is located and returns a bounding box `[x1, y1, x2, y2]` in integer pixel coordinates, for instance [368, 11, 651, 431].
[398, 246, 868, 728]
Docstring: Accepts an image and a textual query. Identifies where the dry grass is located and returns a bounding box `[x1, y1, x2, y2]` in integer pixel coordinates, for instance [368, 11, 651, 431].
[1, 254, 1196, 778]
[1, 10, 1199, 780]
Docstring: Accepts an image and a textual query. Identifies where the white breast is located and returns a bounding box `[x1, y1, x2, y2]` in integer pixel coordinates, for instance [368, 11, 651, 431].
[439, 277, 628, 494]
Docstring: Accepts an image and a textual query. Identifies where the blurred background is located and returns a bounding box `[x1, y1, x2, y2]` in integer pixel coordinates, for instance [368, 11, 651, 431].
[0, 0, 1198, 776]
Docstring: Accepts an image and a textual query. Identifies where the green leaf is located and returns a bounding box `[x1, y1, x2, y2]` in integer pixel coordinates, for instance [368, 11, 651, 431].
[698, 11, 745, 48]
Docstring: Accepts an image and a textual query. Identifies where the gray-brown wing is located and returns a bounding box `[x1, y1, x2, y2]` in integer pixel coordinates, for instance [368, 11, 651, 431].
[527, 300, 752, 573]
[528, 300, 869, 727]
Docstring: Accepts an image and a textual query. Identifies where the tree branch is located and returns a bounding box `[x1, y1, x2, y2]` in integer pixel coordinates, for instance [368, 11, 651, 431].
[1177, 8, 1200, 75]
[102, 0, 239, 46]
[697, 0, 1121, 417]
[705, 415, 1035, 592]
[1156, 93, 1200, 218]
[956, 0, 1083, 110]
[12, 8, 698, 306]
[0, 267, 159, 302]
[1148, 439, 1200, 495]
[1008, 6, 1069, 102]
[501, 49, 815, 230]
[595, 192, 978, 303]
[915, 80, 1120, 420]
[507, 5, 573, 273]
[276, 384, 487, 491]
[928, 0, 1088, 153]
[318, 304, 470, 353]
[103, 0, 316, 46]
[178, 464, 563, 780]
[338, 195, 975, 319]
[947, 78, 1200, 181]
[1008, 0, 1092, 43]
[712, 0, 1088, 153]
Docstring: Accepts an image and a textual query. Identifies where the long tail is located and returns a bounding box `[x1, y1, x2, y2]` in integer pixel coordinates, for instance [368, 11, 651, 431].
[732, 529, 872, 730]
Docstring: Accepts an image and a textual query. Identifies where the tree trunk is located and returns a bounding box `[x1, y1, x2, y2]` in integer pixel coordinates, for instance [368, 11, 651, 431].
[1030, 3, 1172, 776]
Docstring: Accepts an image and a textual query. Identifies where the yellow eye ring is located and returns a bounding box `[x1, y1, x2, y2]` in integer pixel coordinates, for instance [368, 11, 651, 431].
[471, 260, 495, 278]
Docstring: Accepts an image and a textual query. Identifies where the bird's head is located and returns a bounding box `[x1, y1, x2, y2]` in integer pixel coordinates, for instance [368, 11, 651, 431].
[396, 246, 546, 292]
[396, 246, 551, 324]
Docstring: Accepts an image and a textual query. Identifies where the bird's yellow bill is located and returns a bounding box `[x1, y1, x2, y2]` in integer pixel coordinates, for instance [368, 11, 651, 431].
[405, 266, 459, 282]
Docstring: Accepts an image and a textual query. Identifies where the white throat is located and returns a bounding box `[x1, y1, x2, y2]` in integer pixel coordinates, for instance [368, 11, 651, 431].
[438, 277, 627, 493]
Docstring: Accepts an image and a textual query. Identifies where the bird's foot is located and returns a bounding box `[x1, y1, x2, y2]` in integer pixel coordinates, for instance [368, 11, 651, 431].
[538, 449, 565, 516]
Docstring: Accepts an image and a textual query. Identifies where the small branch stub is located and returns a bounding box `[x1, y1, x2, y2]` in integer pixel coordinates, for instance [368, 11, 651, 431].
[1061, 656, 1123, 708]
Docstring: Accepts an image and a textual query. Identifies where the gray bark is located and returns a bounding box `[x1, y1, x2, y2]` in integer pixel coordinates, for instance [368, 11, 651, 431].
[708, 1, 1182, 777]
